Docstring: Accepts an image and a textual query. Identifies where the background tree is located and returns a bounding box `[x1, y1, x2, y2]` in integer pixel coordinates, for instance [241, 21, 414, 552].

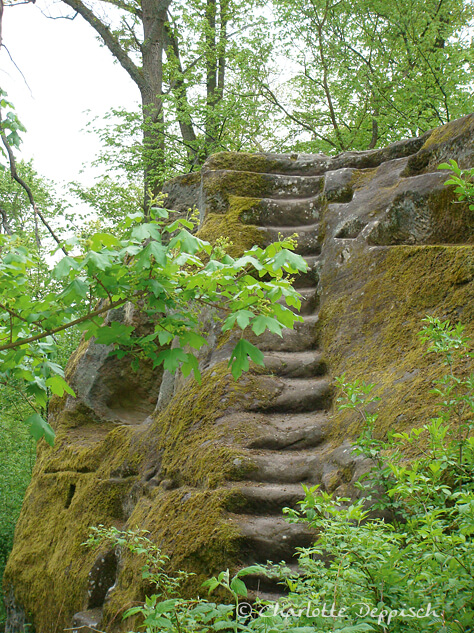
[59, 0, 273, 201]
[270, 0, 474, 154]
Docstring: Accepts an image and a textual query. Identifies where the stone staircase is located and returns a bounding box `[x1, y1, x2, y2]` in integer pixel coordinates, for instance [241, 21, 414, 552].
[212, 170, 333, 601]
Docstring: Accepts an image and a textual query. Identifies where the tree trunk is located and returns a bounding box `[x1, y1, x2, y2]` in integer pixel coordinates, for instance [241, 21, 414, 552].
[141, 0, 171, 211]
[204, 0, 218, 157]
[164, 24, 199, 165]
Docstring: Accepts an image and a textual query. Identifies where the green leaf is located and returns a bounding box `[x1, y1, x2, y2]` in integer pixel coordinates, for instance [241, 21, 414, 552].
[45, 375, 75, 397]
[158, 330, 174, 345]
[155, 599, 179, 614]
[93, 323, 135, 346]
[235, 565, 267, 577]
[179, 331, 207, 350]
[270, 249, 308, 272]
[228, 339, 265, 380]
[166, 218, 194, 232]
[26, 413, 55, 446]
[212, 621, 234, 631]
[251, 315, 283, 337]
[150, 206, 169, 219]
[53, 256, 80, 279]
[233, 309, 254, 330]
[89, 233, 120, 250]
[57, 278, 90, 301]
[155, 348, 188, 373]
[136, 240, 167, 269]
[131, 223, 162, 242]
[202, 577, 220, 593]
[181, 353, 201, 383]
[230, 577, 248, 597]
[338, 625, 375, 632]
[83, 250, 114, 271]
[169, 230, 211, 255]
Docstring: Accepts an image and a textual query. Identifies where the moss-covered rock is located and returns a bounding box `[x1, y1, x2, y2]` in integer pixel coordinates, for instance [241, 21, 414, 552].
[318, 245, 474, 447]
[197, 196, 266, 257]
[4, 114, 474, 633]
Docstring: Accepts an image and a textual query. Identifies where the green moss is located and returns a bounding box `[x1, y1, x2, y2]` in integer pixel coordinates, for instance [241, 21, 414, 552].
[349, 168, 378, 190]
[100, 363, 267, 622]
[2, 418, 146, 632]
[319, 245, 474, 447]
[201, 170, 270, 216]
[3, 470, 135, 632]
[198, 195, 267, 257]
[427, 187, 474, 244]
[4, 356, 268, 632]
[421, 116, 474, 150]
[205, 152, 278, 174]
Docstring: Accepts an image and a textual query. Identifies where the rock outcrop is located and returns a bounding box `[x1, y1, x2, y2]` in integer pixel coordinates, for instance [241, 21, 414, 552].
[4, 115, 474, 632]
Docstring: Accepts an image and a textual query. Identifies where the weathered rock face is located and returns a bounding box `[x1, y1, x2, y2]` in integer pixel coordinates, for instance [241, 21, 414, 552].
[4, 115, 474, 632]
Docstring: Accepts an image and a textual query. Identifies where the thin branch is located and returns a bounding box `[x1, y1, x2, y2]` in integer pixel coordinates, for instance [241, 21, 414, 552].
[94, 0, 141, 18]
[260, 82, 338, 149]
[0, 110, 67, 254]
[0, 297, 131, 352]
[38, 8, 79, 21]
[2, 44, 33, 96]
[0, 301, 44, 328]
[4, 0, 35, 5]
[61, 0, 145, 91]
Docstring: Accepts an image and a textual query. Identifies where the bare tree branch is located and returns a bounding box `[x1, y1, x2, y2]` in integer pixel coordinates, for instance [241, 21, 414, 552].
[38, 8, 78, 20]
[0, 106, 67, 254]
[260, 82, 338, 149]
[2, 44, 33, 95]
[61, 0, 145, 91]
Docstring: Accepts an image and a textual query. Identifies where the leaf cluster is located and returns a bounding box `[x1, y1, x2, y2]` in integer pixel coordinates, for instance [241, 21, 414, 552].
[0, 207, 307, 444]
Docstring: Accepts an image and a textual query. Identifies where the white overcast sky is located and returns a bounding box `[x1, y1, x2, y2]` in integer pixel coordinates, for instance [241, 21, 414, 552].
[1, 0, 138, 186]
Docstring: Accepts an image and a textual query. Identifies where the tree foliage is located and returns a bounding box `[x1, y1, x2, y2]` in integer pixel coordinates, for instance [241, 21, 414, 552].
[0, 204, 307, 444]
[268, 0, 474, 153]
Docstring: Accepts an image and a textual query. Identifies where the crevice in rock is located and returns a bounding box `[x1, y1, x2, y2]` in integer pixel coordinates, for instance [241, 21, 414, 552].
[65, 483, 76, 509]
[87, 550, 119, 609]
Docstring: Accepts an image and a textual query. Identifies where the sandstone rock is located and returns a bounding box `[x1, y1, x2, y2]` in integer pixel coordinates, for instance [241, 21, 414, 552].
[4, 114, 474, 633]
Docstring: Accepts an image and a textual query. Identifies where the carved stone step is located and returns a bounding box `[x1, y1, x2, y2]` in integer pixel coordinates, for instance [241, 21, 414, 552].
[233, 515, 316, 561]
[241, 451, 323, 484]
[279, 287, 318, 315]
[250, 315, 319, 352]
[236, 562, 301, 596]
[253, 378, 331, 414]
[247, 411, 327, 450]
[240, 196, 323, 227]
[227, 483, 307, 515]
[294, 255, 320, 288]
[214, 411, 327, 450]
[201, 170, 325, 214]
[259, 174, 324, 199]
[262, 350, 325, 378]
[263, 225, 321, 256]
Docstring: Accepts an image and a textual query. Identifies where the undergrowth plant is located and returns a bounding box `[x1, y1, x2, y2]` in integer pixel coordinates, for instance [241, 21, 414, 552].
[439, 160, 474, 210]
[87, 318, 474, 633]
